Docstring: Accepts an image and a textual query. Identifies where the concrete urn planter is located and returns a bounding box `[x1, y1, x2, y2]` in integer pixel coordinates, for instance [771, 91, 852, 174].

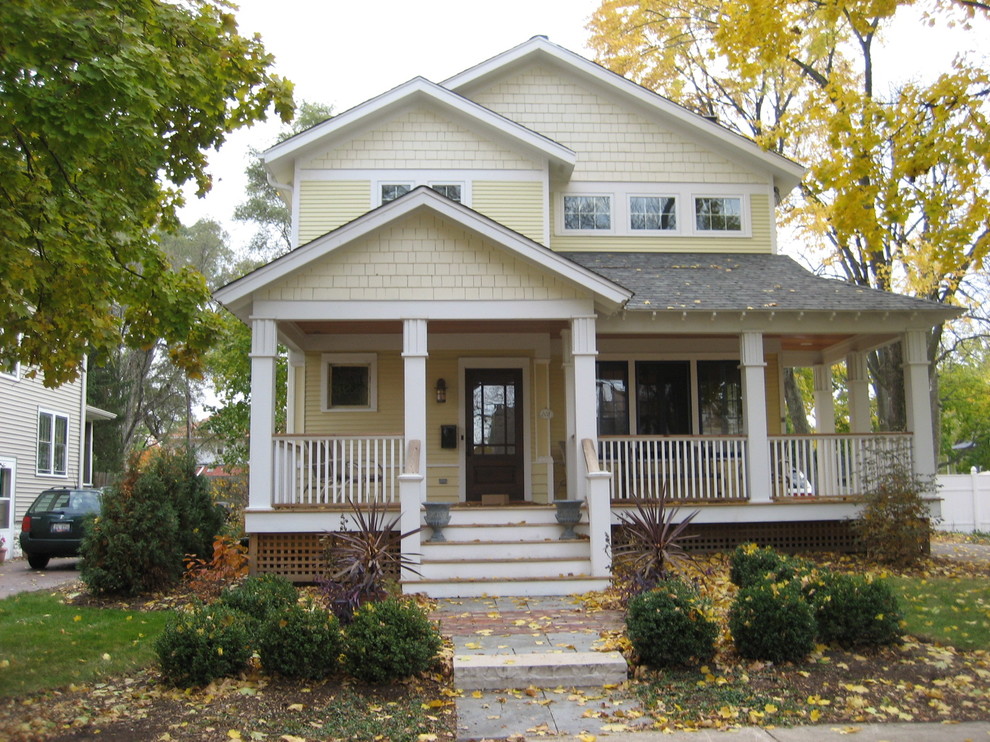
[554, 499, 583, 540]
[424, 503, 451, 542]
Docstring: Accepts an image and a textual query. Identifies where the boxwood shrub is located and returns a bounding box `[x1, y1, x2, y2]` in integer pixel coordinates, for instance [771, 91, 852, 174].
[343, 597, 441, 683]
[155, 603, 251, 686]
[626, 579, 717, 667]
[804, 572, 903, 647]
[729, 580, 816, 663]
[258, 602, 342, 679]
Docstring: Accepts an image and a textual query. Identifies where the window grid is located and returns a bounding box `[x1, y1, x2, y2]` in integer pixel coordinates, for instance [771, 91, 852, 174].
[695, 197, 742, 231]
[630, 196, 677, 231]
[563, 195, 611, 230]
[37, 411, 68, 476]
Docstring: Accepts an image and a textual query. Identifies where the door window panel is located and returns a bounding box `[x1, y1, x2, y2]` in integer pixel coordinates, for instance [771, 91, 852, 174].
[472, 382, 516, 455]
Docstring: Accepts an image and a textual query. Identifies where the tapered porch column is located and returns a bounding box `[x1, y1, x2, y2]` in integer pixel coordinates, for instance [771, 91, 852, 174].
[813, 364, 835, 434]
[248, 317, 277, 511]
[846, 351, 871, 433]
[741, 332, 771, 502]
[570, 317, 598, 500]
[904, 329, 936, 479]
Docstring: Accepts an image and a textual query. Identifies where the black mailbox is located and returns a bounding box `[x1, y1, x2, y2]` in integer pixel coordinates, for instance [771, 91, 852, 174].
[440, 425, 457, 449]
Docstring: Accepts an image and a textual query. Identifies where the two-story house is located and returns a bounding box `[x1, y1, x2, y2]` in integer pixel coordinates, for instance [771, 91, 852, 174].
[0, 356, 114, 558]
[215, 37, 956, 596]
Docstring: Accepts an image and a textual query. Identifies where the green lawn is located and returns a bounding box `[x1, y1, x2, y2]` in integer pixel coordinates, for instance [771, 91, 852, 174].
[890, 576, 990, 651]
[0, 592, 171, 697]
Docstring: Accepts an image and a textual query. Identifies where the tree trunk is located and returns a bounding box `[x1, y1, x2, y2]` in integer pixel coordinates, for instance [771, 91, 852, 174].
[870, 343, 906, 431]
[783, 368, 812, 434]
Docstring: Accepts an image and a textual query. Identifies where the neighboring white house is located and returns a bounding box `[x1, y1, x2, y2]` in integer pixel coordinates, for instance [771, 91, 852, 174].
[0, 356, 114, 557]
[215, 37, 959, 596]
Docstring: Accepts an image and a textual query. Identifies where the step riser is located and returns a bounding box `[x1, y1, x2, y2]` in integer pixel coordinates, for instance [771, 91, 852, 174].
[421, 541, 589, 560]
[405, 577, 610, 598]
[437, 506, 577, 526]
[454, 652, 628, 690]
[418, 559, 592, 581]
[426, 524, 587, 542]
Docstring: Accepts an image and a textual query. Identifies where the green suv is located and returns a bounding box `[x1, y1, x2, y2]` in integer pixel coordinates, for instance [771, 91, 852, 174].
[19, 488, 102, 569]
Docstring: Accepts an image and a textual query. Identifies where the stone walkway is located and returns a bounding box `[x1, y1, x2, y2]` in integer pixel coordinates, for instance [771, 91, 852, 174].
[431, 595, 653, 740]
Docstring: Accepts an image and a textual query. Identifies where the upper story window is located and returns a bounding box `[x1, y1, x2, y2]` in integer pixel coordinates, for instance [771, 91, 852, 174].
[429, 184, 462, 202]
[695, 196, 742, 232]
[322, 353, 378, 412]
[0, 356, 18, 380]
[563, 195, 611, 231]
[37, 410, 69, 476]
[381, 184, 412, 203]
[630, 196, 677, 231]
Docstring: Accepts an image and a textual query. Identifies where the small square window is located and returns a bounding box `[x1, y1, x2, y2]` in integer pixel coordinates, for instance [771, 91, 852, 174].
[430, 184, 462, 202]
[630, 196, 677, 231]
[329, 365, 369, 407]
[564, 195, 611, 230]
[381, 184, 411, 203]
[322, 353, 378, 412]
[695, 197, 742, 231]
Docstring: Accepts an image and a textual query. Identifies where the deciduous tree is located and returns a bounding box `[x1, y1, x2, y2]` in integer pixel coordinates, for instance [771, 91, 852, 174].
[0, 0, 293, 387]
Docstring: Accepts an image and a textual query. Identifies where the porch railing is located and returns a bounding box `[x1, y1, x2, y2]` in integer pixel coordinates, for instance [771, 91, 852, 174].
[272, 435, 405, 506]
[768, 433, 913, 498]
[599, 436, 748, 502]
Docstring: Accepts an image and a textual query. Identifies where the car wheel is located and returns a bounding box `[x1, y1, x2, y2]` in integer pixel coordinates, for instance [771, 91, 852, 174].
[27, 554, 50, 570]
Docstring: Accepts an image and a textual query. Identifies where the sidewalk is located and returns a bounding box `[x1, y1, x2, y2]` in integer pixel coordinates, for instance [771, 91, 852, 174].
[0, 556, 82, 599]
[558, 723, 990, 741]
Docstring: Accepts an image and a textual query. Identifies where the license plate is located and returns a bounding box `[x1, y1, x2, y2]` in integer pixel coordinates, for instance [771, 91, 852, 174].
[51, 522, 70, 534]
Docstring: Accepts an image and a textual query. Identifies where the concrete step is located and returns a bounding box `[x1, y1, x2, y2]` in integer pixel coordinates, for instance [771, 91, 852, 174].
[443, 505, 572, 526]
[421, 538, 589, 560]
[418, 556, 592, 581]
[453, 650, 627, 690]
[430, 521, 587, 543]
[404, 575, 610, 598]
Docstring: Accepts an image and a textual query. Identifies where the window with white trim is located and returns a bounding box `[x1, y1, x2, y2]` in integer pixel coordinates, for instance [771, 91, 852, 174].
[695, 196, 742, 232]
[380, 183, 412, 203]
[322, 353, 378, 412]
[0, 357, 18, 379]
[37, 410, 69, 476]
[429, 183, 462, 202]
[563, 195, 611, 230]
[630, 195, 677, 231]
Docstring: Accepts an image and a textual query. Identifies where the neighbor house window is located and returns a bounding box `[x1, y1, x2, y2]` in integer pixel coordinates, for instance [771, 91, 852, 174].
[695, 197, 742, 231]
[630, 196, 677, 231]
[430, 184, 462, 202]
[596, 361, 629, 435]
[322, 353, 378, 412]
[0, 356, 17, 379]
[563, 195, 611, 230]
[381, 184, 412, 203]
[37, 410, 68, 476]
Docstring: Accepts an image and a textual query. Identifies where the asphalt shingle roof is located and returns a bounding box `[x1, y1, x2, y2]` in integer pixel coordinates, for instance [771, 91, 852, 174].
[561, 252, 953, 314]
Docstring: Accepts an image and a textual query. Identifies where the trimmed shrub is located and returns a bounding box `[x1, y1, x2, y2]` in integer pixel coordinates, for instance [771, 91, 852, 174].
[626, 580, 717, 667]
[729, 543, 808, 589]
[217, 573, 298, 642]
[155, 603, 251, 686]
[258, 603, 342, 679]
[805, 572, 903, 647]
[729, 581, 817, 663]
[342, 597, 442, 683]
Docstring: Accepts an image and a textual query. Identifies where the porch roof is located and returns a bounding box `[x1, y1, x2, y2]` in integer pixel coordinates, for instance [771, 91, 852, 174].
[563, 252, 961, 318]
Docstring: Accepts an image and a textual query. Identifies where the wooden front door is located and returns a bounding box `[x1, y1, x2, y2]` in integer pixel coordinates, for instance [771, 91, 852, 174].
[465, 368, 524, 502]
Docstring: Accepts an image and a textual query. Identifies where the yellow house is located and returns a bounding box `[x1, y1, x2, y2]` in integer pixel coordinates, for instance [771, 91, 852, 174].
[215, 38, 956, 596]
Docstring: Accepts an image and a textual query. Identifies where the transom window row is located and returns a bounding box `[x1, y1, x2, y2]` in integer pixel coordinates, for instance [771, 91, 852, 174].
[563, 195, 742, 233]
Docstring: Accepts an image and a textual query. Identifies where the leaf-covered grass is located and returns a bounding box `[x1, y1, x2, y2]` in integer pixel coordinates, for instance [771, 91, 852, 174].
[890, 576, 990, 651]
[0, 592, 170, 697]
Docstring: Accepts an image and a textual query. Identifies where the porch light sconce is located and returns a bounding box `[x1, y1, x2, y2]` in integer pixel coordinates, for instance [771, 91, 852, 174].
[435, 378, 447, 404]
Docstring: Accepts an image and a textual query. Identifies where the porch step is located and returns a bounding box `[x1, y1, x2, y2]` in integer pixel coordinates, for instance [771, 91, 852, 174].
[405, 575, 610, 598]
[454, 651, 627, 691]
[418, 555, 592, 581]
[421, 538, 589, 560]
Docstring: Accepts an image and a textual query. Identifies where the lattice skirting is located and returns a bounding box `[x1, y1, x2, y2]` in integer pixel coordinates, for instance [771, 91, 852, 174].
[613, 519, 868, 555]
[251, 532, 402, 584]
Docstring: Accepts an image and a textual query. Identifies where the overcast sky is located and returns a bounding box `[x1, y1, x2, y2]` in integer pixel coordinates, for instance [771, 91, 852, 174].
[178, 0, 987, 252]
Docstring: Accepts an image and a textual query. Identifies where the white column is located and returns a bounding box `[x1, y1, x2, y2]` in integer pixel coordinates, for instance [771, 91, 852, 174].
[560, 329, 577, 500]
[286, 350, 305, 434]
[570, 317, 598, 500]
[248, 317, 278, 511]
[813, 364, 835, 434]
[846, 351, 871, 433]
[402, 319, 428, 483]
[740, 332, 771, 502]
[903, 329, 936, 479]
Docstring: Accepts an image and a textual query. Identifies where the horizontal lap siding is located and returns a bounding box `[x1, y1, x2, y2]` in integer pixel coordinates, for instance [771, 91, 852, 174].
[303, 352, 403, 436]
[298, 181, 370, 243]
[472, 181, 545, 244]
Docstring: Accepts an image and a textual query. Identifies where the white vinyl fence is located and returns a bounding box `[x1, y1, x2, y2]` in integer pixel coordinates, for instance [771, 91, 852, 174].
[937, 470, 990, 533]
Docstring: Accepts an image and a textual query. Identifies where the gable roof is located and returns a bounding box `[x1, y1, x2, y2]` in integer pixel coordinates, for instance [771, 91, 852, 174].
[215, 187, 631, 319]
[264, 76, 577, 187]
[563, 252, 960, 319]
[443, 36, 806, 197]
